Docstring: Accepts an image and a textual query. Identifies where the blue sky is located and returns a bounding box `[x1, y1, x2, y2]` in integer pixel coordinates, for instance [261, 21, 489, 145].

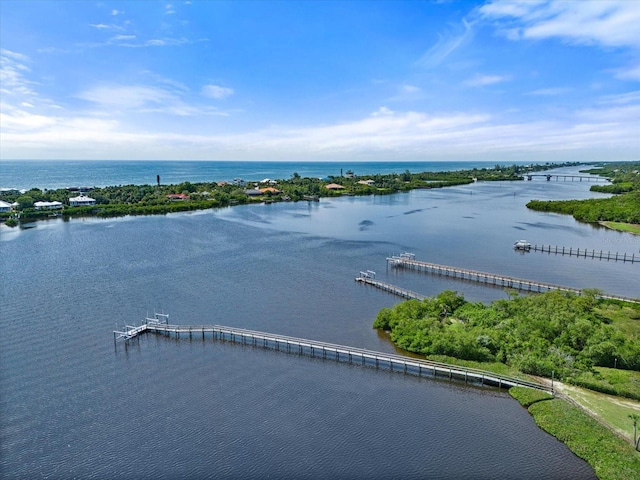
[1, 0, 639, 162]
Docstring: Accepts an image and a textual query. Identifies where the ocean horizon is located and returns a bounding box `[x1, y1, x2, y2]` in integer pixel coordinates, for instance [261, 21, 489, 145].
[1, 159, 547, 191]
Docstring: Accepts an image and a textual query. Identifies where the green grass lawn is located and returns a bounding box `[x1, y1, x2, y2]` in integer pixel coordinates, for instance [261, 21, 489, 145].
[526, 395, 640, 480]
[600, 221, 640, 235]
[557, 381, 640, 443]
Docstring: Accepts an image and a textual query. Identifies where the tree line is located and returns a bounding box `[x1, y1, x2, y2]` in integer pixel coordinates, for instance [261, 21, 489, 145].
[527, 161, 640, 226]
[1, 162, 580, 224]
[373, 290, 640, 392]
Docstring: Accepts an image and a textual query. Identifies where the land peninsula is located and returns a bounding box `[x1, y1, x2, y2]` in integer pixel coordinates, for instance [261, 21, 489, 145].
[374, 289, 640, 479]
[3, 161, 639, 234]
[0, 161, 573, 225]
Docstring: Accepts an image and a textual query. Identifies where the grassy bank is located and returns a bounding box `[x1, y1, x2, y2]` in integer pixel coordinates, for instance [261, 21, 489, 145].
[556, 383, 640, 443]
[600, 221, 640, 235]
[510, 387, 640, 480]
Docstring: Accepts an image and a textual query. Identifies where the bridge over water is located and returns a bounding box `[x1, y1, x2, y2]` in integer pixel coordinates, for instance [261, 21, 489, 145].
[524, 174, 608, 182]
[114, 314, 552, 394]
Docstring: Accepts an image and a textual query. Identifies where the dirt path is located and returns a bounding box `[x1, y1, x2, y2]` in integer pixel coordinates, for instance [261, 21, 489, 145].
[532, 376, 640, 445]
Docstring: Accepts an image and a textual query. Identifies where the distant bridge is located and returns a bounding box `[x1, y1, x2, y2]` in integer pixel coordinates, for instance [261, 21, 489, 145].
[114, 314, 552, 393]
[524, 174, 608, 182]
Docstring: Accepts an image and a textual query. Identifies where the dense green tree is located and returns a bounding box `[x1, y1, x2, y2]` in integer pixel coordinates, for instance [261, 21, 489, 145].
[374, 290, 640, 380]
[16, 195, 34, 209]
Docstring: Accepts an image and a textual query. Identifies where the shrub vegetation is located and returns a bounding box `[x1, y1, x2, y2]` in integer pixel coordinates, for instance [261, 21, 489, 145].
[373, 290, 640, 385]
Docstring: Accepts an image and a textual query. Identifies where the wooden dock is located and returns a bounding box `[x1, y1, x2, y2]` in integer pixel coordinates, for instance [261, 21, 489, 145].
[355, 273, 425, 300]
[529, 244, 637, 263]
[386, 255, 639, 304]
[114, 319, 552, 393]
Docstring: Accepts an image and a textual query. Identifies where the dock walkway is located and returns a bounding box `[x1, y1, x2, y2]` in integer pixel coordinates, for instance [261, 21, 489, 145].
[114, 316, 551, 393]
[386, 255, 639, 303]
[355, 275, 425, 300]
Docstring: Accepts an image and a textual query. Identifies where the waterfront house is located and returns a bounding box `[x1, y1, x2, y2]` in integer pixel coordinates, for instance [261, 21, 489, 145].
[34, 201, 63, 210]
[357, 180, 375, 186]
[325, 183, 345, 190]
[244, 188, 263, 196]
[0, 200, 11, 212]
[69, 195, 96, 207]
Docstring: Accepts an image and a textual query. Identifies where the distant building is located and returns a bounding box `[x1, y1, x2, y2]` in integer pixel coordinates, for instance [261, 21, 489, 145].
[69, 195, 96, 207]
[231, 178, 246, 186]
[357, 179, 375, 186]
[167, 194, 189, 201]
[325, 183, 345, 190]
[244, 189, 263, 196]
[0, 200, 11, 212]
[34, 201, 63, 210]
[259, 187, 281, 194]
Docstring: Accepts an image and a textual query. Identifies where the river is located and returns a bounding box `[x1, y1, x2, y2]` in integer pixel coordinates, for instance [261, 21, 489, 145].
[3, 164, 636, 479]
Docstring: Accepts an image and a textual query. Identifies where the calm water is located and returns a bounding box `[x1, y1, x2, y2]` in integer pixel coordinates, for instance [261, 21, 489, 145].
[2, 159, 537, 191]
[3, 163, 637, 479]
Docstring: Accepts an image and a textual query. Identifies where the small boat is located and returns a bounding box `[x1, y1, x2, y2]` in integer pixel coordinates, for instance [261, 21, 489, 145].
[514, 240, 532, 250]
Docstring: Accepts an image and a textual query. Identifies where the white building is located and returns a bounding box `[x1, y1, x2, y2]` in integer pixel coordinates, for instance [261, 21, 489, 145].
[69, 194, 96, 207]
[0, 200, 11, 212]
[34, 201, 63, 210]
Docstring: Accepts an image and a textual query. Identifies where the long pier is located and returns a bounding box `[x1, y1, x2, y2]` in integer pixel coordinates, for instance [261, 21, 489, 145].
[114, 317, 552, 393]
[386, 255, 639, 303]
[528, 244, 637, 263]
[525, 174, 608, 182]
[355, 273, 425, 300]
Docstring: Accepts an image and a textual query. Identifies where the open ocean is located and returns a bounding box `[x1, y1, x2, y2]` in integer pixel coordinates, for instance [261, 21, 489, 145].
[0, 159, 539, 190]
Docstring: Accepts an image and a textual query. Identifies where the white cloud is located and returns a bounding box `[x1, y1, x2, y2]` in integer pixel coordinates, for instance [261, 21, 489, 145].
[480, 0, 640, 49]
[0, 50, 36, 97]
[0, 49, 30, 62]
[464, 74, 511, 87]
[597, 90, 640, 106]
[5, 101, 637, 161]
[416, 19, 473, 68]
[89, 23, 124, 31]
[111, 9, 123, 16]
[527, 87, 571, 96]
[401, 84, 421, 94]
[112, 35, 136, 42]
[77, 85, 175, 110]
[1, 48, 637, 161]
[75, 83, 229, 117]
[201, 84, 234, 99]
[613, 64, 640, 81]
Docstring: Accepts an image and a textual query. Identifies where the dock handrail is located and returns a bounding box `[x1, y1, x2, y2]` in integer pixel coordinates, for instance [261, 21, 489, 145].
[386, 256, 639, 304]
[139, 322, 551, 393]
